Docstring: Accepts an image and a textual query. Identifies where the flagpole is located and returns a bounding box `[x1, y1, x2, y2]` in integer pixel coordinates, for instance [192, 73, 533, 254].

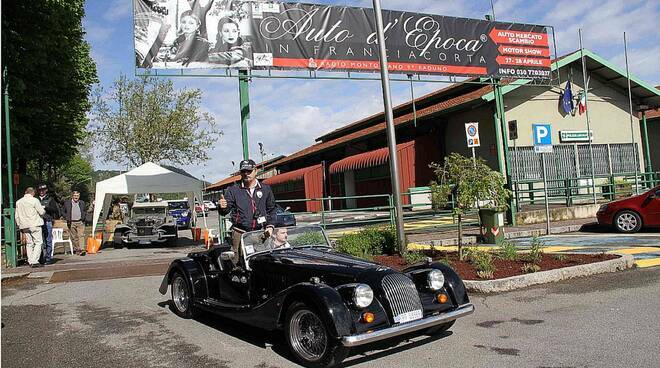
[579, 29, 597, 204]
[623, 32, 640, 195]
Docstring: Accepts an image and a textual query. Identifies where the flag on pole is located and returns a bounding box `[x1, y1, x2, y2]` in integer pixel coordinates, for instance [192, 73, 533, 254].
[577, 91, 587, 115]
[560, 81, 574, 114]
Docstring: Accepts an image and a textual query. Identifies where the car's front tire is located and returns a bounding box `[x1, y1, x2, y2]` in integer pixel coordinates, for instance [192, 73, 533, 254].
[170, 271, 196, 319]
[285, 302, 349, 368]
[614, 210, 642, 233]
[425, 320, 455, 335]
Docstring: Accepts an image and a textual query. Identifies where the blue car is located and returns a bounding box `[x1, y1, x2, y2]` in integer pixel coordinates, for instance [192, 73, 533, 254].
[167, 200, 191, 229]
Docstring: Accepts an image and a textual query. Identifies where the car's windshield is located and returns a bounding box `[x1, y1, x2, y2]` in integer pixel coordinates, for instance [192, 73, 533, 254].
[133, 206, 167, 216]
[241, 226, 330, 257]
[168, 201, 189, 210]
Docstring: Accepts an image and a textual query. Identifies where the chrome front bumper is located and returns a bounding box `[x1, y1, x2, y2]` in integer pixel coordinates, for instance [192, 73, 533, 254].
[341, 303, 475, 347]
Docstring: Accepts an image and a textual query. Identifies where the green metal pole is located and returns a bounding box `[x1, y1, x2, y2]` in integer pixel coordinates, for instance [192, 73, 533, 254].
[491, 98, 506, 177]
[641, 111, 652, 173]
[495, 83, 516, 225]
[3, 67, 17, 267]
[238, 70, 250, 160]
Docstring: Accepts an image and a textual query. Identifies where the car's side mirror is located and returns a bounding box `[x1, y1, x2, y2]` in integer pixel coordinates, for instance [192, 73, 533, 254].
[649, 192, 657, 199]
[284, 206, 291, 212]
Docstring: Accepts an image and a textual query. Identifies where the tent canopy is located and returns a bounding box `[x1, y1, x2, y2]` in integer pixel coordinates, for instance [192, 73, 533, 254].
[92, 162, 205, 232]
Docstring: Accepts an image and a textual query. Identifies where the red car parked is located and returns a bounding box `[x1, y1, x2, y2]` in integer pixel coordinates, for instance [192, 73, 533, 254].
[597, 185, 660, 233]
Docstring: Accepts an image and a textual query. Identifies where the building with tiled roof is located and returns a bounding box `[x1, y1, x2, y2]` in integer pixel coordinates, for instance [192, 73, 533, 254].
[208, 50, 660, 212]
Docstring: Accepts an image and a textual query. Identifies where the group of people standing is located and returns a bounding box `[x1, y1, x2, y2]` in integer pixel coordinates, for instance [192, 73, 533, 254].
[15, 184, 88, 268]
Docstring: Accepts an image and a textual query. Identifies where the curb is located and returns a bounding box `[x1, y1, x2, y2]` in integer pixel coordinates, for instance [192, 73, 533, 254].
[504, 224, 584, 239]
[463, 254, 635, 293]
[1, 272, 31, 283]
[410, 224, 584, 247]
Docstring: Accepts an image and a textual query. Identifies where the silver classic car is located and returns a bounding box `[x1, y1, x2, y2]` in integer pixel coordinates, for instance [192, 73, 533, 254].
[113, 202, 178, 247]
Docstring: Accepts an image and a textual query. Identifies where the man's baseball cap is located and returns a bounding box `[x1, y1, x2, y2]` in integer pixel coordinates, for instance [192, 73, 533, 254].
[37, 184, 48, 190]
[239, 159, 256, 172]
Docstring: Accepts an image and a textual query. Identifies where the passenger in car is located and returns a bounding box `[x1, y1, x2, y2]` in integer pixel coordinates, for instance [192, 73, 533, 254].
[271, 228, 291, 249]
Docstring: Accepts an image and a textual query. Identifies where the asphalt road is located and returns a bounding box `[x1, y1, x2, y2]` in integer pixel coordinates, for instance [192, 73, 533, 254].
[2, 266, 659, 368]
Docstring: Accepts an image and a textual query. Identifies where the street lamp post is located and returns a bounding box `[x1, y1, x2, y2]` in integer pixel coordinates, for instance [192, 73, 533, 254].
[258, 142, 266, 172]
[372, 0, 407, 254]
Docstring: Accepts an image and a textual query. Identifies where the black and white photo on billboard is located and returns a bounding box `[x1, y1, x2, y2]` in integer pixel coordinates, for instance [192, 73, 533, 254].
[134, 0, 255, 69]
[134, 1, 552, 79]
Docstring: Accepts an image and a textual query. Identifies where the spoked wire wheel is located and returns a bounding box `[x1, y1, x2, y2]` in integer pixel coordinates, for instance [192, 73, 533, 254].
[289, 309, 328, 362]
[171, 272, 196, 318]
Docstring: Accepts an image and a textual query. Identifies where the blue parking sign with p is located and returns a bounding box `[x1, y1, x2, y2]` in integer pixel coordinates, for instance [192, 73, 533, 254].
[533, 124, 552, 146]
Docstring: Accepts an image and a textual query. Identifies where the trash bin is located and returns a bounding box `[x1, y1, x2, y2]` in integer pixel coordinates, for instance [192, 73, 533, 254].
[479, 208, 506, 245]
[192, 227, 202, 242]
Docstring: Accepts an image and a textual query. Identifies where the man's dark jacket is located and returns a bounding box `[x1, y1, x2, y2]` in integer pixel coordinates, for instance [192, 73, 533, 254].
[38, 195, 60, 222]
[219, 181, 276, 232]
[62, 199, 86, 224]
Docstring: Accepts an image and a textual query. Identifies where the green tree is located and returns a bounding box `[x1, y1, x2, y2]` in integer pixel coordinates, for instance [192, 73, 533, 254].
[430, 153, 511, 260]
[90, 75, 221, 167]
[1, 0, 97, 179]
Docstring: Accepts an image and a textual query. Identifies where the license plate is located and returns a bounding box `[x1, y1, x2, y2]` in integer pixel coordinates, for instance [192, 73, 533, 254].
[394, 309, 423, 324]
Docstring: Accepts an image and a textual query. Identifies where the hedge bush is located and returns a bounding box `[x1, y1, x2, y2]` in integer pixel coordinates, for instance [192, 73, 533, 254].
[335, 226, 397, 258]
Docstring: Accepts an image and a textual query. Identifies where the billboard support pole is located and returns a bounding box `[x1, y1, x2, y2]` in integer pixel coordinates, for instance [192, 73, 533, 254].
[239, 70, 250, 160]
[495, 84, 515, 225]
[372, 0, 407, 255]
[486, 12, 515, 225]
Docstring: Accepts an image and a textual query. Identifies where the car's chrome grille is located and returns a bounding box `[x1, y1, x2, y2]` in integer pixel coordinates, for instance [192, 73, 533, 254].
[137, 226, 153, 236]
[381, 273, 423, 321]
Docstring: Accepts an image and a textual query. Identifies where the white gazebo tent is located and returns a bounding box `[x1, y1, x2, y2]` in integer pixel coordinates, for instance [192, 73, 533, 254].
[92, 162, 206, 234]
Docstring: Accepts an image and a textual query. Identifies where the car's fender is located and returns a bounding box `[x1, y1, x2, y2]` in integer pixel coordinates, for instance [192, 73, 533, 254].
[277, 282, 354, 337]
[403, 262, 470, 305]
[158, 258, 208, 299]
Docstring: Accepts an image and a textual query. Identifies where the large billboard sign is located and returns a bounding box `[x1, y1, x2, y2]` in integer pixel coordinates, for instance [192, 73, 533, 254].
[134, 0, 552, 79]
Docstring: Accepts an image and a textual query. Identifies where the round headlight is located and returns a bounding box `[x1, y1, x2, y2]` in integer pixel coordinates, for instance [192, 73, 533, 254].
[427, 270, 445, 290]
[353, 284, 373, 308]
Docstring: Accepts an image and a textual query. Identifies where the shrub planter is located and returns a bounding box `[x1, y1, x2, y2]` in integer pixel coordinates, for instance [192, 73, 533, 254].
[464, 254, 634, 293]
[373, 252, 634, 293]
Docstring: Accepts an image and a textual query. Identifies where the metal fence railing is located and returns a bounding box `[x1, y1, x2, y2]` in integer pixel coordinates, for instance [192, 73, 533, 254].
[217, 191, 481, 241]
[512, 172, 659, 210]
[216, 171, 659, 242]
[1, 208, 21, 267]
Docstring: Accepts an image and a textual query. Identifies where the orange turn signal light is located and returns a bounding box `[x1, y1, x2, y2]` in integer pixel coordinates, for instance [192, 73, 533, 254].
[362, 312, 375, 323]
[437, 293, 448, 304]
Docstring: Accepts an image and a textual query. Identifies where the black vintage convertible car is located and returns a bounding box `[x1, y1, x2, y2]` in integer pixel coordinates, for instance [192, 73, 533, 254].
[159, 226, 474, 367]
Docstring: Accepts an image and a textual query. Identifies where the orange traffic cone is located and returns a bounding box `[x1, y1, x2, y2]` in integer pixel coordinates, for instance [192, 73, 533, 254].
[203, 229, 210, 249]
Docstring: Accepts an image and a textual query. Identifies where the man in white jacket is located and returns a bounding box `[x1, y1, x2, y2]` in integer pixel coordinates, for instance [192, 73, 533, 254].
[15, 187, 45, 268]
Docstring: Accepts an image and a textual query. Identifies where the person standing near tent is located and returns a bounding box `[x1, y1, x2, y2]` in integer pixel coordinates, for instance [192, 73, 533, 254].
[219, 159, 276, 265]
[16, 187, 45, 268]
[37, 184, 59, 265]
[63, 190, 87, 256]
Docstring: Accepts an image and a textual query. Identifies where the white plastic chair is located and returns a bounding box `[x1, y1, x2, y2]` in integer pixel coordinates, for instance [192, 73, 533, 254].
[51, 228, 74, 256]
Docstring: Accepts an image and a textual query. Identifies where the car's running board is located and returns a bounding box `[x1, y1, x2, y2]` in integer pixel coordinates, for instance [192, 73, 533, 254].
[197, 298, 252, 312]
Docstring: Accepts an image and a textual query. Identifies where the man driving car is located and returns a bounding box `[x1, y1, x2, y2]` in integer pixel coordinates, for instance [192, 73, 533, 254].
[271, 228, 291, 249]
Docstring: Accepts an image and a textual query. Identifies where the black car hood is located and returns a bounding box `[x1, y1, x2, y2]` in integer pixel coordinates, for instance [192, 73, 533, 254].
[250, 248, 391, 283]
